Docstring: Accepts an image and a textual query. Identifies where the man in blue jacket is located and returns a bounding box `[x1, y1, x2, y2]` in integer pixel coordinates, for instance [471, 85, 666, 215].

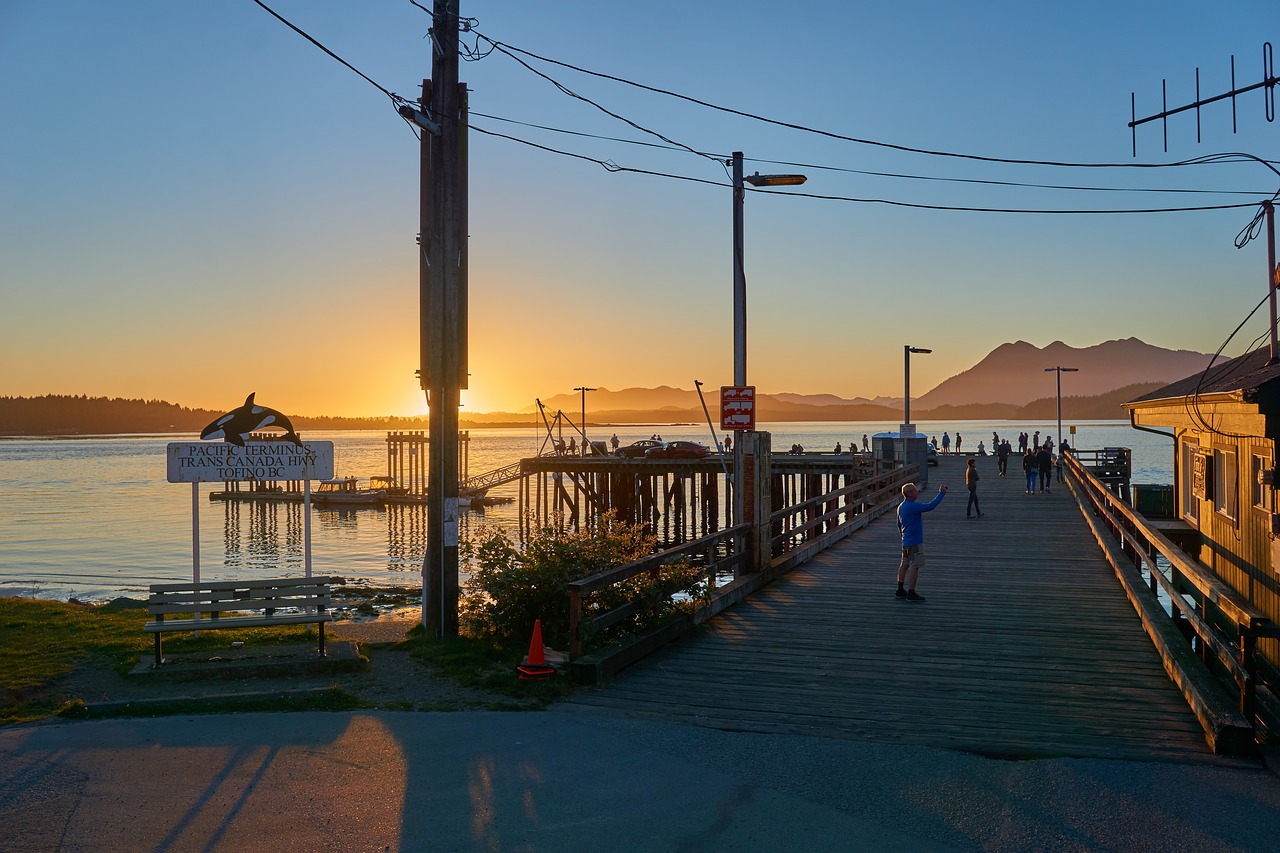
[897, 481, 947, 601]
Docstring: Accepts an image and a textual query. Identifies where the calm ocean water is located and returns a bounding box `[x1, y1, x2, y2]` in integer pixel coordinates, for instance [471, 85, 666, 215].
[0, 420, 1172, 602]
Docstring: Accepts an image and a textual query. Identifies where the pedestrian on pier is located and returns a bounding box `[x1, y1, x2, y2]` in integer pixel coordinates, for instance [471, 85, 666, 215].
[965, 459, 983, 518]
[955, 433, 963, 454]
[1037, 444, 1053, 493]
[897, 481, 947, 602]
[724, 436, 732, 453]
[834, 442, 842, 454]
[941, 432, 951, 454]
[610, 434, 619, 454]
[862, 434, 869, 453]
[1023, 448, 1038, 493]
[997, 440, 1010, 477]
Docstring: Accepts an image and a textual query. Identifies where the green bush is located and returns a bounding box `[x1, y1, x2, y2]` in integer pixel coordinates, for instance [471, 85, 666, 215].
[460, 514, 709, 650]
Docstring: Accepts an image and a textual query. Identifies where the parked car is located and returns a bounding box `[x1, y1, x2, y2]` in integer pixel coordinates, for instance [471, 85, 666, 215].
[926, 444, 938, 466]
[645, 440, 712, 459]
[618, 439, 667, 458]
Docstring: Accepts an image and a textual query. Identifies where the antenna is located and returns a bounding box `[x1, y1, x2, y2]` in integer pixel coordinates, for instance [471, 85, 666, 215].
[1129, 42, 1276, 155]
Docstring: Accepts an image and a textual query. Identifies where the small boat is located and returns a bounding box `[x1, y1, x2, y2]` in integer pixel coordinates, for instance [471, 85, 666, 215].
[312, 477, 386, 506]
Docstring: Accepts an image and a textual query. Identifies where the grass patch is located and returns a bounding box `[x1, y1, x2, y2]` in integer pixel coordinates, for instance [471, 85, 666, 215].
[403, 629, 579, 706]
[0, 598, 149, 695]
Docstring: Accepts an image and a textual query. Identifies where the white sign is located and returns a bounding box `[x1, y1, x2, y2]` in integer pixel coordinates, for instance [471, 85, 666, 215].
[720, 385, 756, 431]
[899, 424, 917, 439]
[166, 441, 335, 484]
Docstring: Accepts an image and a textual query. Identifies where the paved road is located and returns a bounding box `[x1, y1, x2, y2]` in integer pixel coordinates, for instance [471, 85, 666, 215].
[3, 709, 1279, 851]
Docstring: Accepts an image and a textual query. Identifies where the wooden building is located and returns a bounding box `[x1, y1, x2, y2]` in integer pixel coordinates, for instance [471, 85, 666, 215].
[1124, 345, 1280, 702]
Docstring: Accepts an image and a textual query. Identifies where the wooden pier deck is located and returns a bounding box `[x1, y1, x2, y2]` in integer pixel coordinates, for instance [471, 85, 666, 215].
[561, 455, 1248, 764]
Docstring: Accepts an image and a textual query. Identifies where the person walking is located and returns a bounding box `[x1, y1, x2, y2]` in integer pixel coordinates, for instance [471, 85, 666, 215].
[941, 432, 951, 454]
[997, 439, 1010, 477]
[1037, 444, 1054, 493]
[1023, 448, 1038, 494]
[610, 433, 620, 454]
[955, 433, 963, 454]
[897, 481, 948, 601]
[965, 458, 983, 518]
[862, 434, 869, 453]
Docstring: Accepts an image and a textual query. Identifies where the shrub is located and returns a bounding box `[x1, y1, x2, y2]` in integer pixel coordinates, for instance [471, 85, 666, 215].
[460, 514, 709, 650]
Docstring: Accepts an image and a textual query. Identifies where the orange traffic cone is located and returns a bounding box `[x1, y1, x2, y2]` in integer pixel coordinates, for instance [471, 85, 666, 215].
[517, 619, 556, 680]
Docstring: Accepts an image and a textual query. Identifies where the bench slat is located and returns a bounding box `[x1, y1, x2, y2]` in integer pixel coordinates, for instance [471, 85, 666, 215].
[147, 576, 337, 594]
[145, 613, 330, 633]
[148, 594, 330, 614]
[148, 586, 332, 605]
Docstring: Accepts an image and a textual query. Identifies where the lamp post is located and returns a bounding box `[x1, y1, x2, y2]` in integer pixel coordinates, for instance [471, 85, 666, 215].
[903, 346, 932, 428]
[731, 152, 806, 387]
[730, 152, 806, 529]
[1044, 367, 1079, 451]
[573, 386, 595, 455]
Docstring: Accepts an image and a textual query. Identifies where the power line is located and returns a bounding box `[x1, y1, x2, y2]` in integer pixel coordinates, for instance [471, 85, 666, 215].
[470, 111, 1271, 197]
[469, 123, 1264, 215]
[473, 31, 1280, 172]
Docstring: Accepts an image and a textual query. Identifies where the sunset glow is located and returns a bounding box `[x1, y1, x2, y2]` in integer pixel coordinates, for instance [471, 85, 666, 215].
[2, 2, 1276, 416]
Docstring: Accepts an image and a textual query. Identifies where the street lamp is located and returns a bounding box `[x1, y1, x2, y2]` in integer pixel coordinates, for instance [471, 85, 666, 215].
[1044, 367, 1079, 451]
[573, 386, 595, 454]
[904, 346, 932, 428]
[731, 151, 806, 387]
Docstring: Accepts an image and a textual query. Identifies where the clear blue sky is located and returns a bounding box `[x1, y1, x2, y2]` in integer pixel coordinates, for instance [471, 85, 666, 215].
[2, 1, 1278, 415]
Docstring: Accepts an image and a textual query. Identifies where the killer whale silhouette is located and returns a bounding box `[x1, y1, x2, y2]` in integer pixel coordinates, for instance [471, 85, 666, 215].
[200, 392, 303, 447]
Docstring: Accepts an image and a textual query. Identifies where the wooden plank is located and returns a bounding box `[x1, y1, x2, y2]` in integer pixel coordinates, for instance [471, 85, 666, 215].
[561, 455, 1256, 763]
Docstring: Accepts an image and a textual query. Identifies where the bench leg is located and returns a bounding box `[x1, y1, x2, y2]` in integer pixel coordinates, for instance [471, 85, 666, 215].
[318, 622, 326, 658]
[154, 633, 163, 668]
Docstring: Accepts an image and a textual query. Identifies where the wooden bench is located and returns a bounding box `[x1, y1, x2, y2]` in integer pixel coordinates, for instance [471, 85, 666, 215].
[144, 576, 335, 667]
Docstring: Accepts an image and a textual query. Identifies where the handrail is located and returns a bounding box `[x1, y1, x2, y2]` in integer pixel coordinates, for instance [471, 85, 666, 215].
[566, 524, 749, 659]
[1062, 450, 1273, 722]
[770, 464, 917, 557]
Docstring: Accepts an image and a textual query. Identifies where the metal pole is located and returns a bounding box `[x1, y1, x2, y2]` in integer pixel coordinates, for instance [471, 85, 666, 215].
[903, 345, 910, 427]
[1267, 201, 1277, 365]
[1056, 369, 1063, 451]
[732, 151, 746, 387]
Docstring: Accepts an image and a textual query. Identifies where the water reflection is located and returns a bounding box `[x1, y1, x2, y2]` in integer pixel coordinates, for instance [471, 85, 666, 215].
[217, 499, 482, 576]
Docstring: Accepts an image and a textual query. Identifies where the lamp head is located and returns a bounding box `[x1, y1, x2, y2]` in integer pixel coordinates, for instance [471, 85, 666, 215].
[744, 172, 807, 187]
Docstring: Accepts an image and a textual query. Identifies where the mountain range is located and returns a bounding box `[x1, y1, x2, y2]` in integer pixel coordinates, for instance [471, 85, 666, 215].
[0, 339, 1220, 434]
[528, 338, 1214, 423]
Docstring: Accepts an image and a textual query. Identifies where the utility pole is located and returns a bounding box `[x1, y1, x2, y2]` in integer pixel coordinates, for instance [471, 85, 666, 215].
[420, 0, 467, 638]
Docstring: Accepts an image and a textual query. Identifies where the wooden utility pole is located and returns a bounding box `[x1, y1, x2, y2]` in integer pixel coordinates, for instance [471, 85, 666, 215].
[420, 0, 467, 637]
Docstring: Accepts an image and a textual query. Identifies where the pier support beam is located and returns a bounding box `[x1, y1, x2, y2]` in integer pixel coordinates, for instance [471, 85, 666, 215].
[740, 431, 772, 572]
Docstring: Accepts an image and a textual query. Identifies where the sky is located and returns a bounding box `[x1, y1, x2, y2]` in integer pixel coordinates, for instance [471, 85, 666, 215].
[3, 1, 1279, 417]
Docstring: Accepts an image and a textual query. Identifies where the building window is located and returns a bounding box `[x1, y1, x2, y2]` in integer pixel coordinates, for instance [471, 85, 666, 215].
[1252, 452, 1271, 512]
[1214, 447, 1238, 521]
[1181, 439, 1199, 523]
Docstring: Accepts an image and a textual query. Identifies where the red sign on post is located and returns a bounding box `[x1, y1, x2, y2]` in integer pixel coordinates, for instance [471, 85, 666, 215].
[720, 386, 756, 431]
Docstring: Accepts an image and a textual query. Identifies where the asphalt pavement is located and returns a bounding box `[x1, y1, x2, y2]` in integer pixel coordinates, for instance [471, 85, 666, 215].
[3, 708, 1280, 851]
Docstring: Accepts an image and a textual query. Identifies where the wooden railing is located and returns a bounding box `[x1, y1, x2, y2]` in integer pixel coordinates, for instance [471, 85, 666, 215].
[566, 461, 919, 681]
[566, 523, 748, 661]
[770, 464, 918, 563]
[1063, 450, 1278, 748]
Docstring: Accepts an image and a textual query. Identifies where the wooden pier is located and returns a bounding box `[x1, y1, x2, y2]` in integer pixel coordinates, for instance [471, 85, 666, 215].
[518, 452, 895, 544]
[560, 455, 1254, 764]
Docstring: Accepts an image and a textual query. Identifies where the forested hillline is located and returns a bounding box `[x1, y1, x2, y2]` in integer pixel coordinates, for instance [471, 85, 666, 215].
[1, 384, 1164, 437]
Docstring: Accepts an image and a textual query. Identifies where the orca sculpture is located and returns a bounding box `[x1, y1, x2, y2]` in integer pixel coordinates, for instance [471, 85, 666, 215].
[200, 392, 303, 447]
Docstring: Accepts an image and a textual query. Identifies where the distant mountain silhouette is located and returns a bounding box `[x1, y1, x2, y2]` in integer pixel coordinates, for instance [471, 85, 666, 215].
[534, 339, 1212, 417]
[913, 338, 1212, 408]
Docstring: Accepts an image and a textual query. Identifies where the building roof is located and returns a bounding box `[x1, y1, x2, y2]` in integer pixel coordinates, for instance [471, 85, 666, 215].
[1126, 345, 1280, 407]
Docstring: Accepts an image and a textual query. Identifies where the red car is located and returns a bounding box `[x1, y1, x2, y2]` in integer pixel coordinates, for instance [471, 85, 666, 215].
[645, 441, 711, 459]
